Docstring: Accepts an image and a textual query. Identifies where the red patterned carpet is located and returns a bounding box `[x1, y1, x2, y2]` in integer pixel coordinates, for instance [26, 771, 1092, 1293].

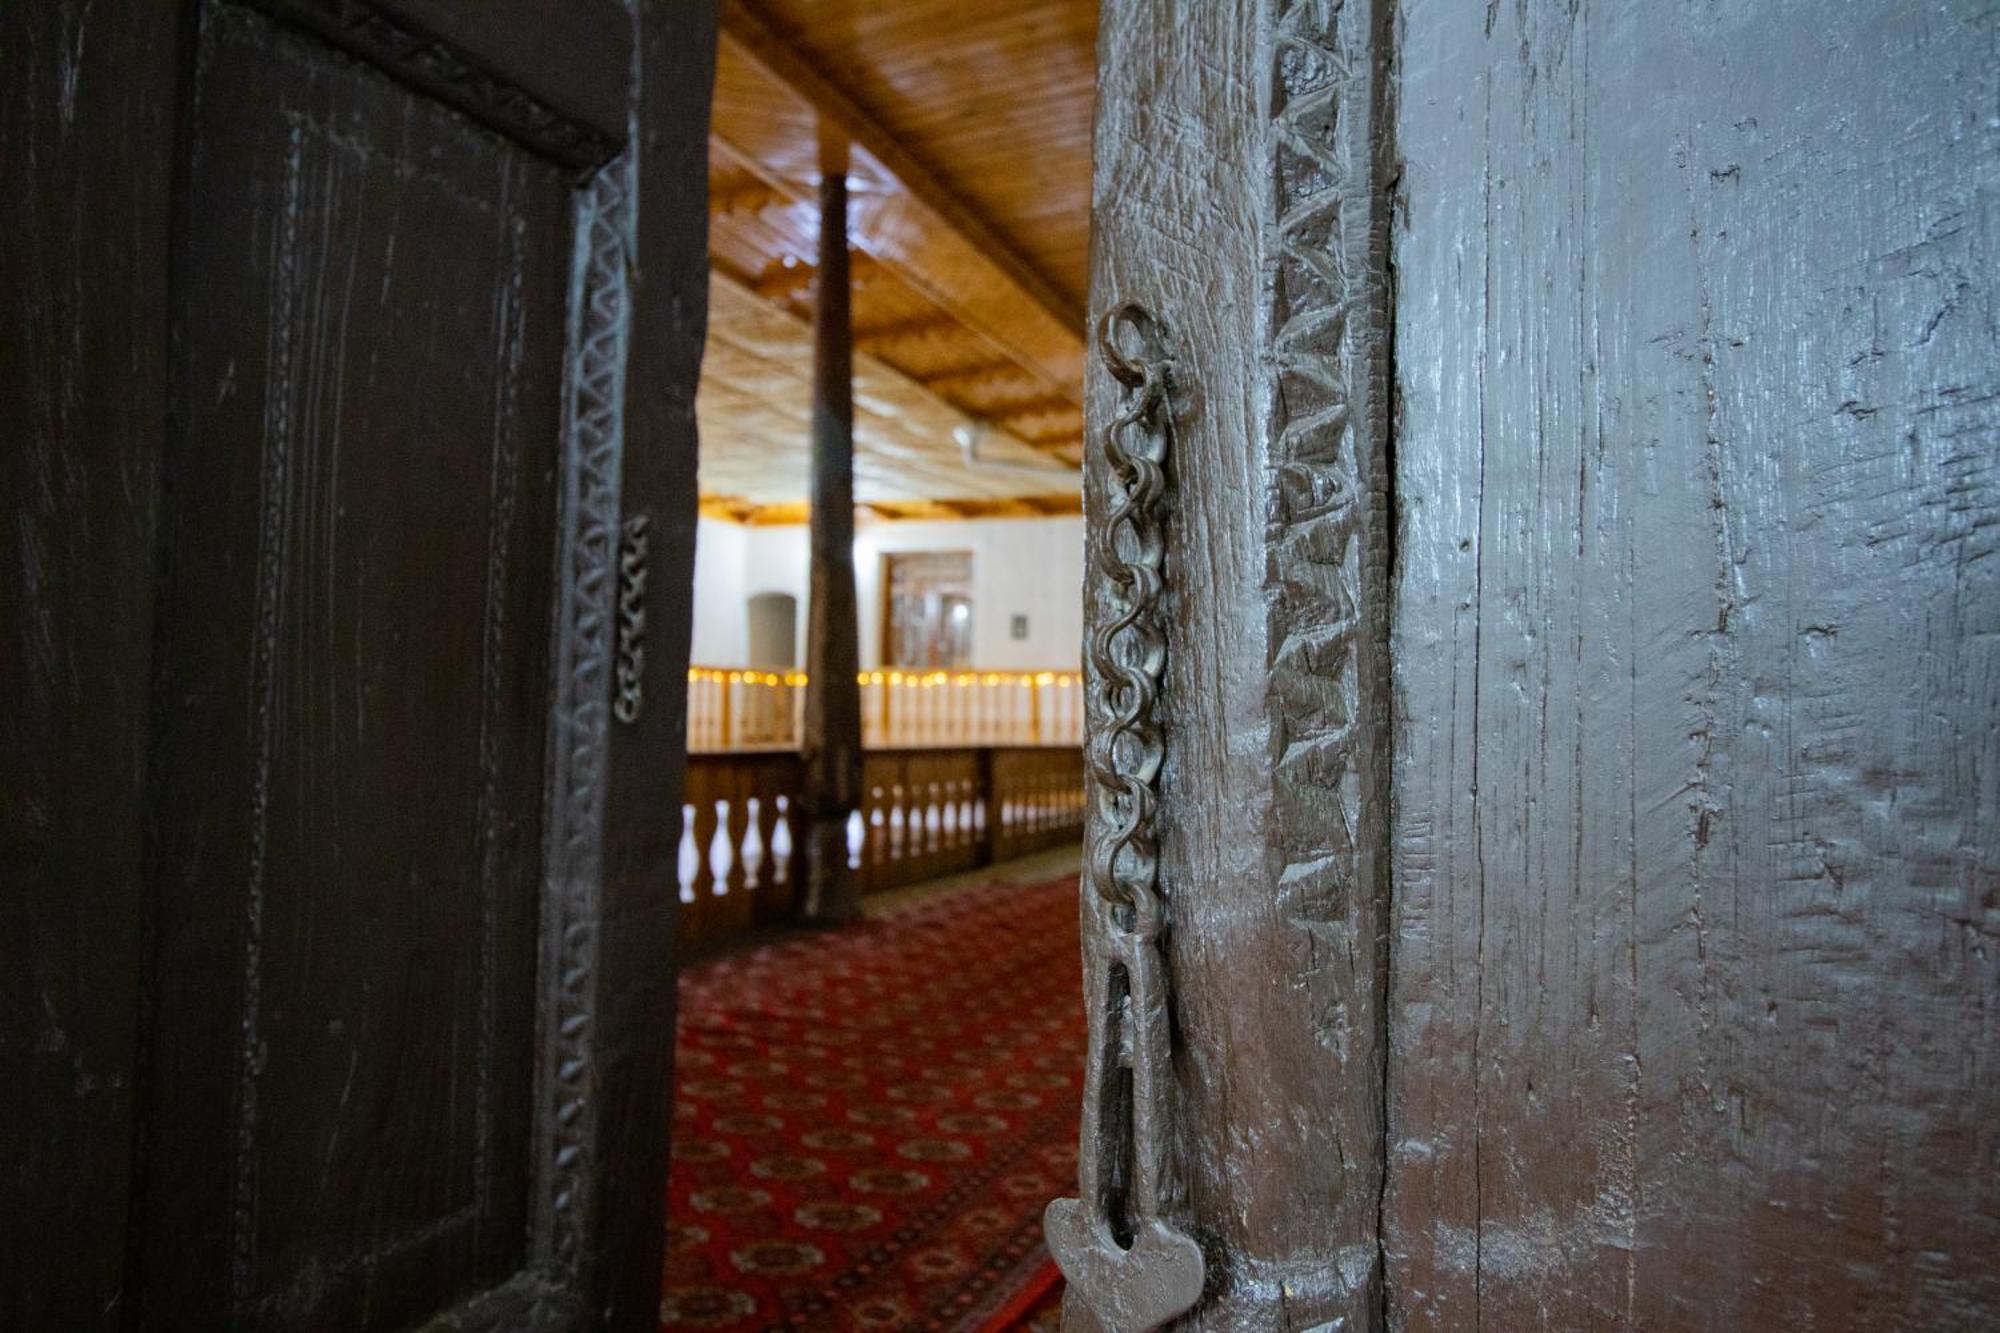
[661, 873, 1083, 1331]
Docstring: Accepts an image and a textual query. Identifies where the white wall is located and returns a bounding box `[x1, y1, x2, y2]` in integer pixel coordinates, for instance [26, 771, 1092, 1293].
[688, 514, 1085, 670]
[852, 516, 1084, 670]
[688, 517, 747, 665]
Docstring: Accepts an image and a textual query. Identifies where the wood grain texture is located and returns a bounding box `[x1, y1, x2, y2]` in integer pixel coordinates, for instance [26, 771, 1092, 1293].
[1385, 0, 2000, 1327]
[586, 3, 717, 1324]
[697, 270, 1073, 509]
[243, 0, 628, 167]
[139, 8, 568, 1324]
[704, 16, 1092, 475]
[727, 0, 1096, 317]
[1075, 0, 1395, 1326]
[0, 2, 181, 1325]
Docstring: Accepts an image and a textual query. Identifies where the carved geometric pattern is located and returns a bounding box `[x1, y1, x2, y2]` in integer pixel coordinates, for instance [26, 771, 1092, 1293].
[1263, 0, 1389, 931]
[240, 0, 622, 168]
[474, 190, 531, 1215]
[537, 144, 636, 1279]
[231, 118, 308, 1316]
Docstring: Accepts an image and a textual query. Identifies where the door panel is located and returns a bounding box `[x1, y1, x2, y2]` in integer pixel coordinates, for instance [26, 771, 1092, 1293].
[0, 2, 181, 1324]
[4, 0, 714, 1326]
[1385, 0, 2000, 1326]
[142, 6, 570, 1325]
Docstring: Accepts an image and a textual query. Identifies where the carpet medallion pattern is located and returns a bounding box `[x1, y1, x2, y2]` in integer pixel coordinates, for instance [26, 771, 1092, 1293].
[662, 875, 1083, 1331]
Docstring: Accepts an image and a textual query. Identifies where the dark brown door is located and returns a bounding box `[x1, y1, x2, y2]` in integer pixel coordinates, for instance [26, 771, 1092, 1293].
[3, 2, 715, 1328]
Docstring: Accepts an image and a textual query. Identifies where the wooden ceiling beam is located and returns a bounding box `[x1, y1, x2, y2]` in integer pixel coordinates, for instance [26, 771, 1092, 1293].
[710, 176, 789, 216]
[702, 492, 1084, 526]
[698, 494, 764, 524]
[989, 393, 1078, 422]
[710, 7, 1085, 403]
[916, 360, 1019, 390]
[719, 3, 1077, 329]
[855, 313, 959, 347]
[752, 260, 816, 302]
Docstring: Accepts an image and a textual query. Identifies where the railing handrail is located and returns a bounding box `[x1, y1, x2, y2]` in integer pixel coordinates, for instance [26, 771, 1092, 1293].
[685, 663, 1085, 753]
[676, 743, 1086, 952]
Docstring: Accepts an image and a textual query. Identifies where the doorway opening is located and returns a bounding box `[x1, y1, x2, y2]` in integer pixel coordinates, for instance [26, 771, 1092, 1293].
[745, 590, 799, 669]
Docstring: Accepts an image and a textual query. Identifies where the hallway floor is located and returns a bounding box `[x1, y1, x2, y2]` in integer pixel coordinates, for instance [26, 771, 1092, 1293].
[661, 850, 1082, 1331]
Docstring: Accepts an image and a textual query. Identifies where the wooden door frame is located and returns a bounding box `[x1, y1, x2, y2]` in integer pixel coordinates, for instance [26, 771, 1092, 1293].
[1056, 1, 1397, 1328]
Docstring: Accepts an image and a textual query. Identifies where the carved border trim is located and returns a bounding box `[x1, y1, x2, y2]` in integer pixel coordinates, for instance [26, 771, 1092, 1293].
[612, 513, 650, 725]
[229, 116, 307, 1315]
[473, 178, 532, 1217]
[534, 146, 635, 1284]
[1259, 0, 1395, 1314]
[1262, 0, 1392, 949]
[237, 0, 623, 168]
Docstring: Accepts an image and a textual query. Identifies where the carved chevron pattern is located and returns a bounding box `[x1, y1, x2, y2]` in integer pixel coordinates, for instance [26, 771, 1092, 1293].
[231, 120, 307, 1316]
[539, 148, 635, 1277]
[1264, 0, 1388, 924]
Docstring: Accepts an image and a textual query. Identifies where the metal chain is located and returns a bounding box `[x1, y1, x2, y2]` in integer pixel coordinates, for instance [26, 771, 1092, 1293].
[1046, 303, 1205, 1333]
[1088, 303, 1173, 936]
[612, 512, 649, 724]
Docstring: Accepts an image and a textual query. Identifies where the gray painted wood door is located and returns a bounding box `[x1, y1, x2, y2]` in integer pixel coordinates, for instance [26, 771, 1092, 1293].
[1386, 1, 1998, 1327]
[1071, 1, 1997, 1328]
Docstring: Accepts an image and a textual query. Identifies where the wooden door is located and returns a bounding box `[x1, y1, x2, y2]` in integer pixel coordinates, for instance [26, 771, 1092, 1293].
[1384, 2, 1999, 1326]
[1, 2, 715, 1328]
[1064, 1, 1998, 1329]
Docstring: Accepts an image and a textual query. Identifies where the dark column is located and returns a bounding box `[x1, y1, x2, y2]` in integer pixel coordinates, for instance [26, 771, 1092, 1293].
[800, 137, 863, 924]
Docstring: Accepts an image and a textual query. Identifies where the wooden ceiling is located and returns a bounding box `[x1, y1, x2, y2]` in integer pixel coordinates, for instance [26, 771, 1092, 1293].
[698, 0, 1098, 523]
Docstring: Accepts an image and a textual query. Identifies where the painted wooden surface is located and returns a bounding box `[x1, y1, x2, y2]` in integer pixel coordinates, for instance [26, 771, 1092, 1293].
[0, 2, 181, 1324]
[700, 0, 1093, 516]
[1, 1, 717, 1327]
[677, 745, 1084, 951]
[138, 8, 574, 1324]
[1074, 0, 1395, 1326]
[589, 8, 717, 1322]
[1386, 0, 2000, 1327]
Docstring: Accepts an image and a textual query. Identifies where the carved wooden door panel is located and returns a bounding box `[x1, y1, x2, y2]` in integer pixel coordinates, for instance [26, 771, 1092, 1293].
[2, 1, 714, 1328]
[1068, 1, 1998, 1330]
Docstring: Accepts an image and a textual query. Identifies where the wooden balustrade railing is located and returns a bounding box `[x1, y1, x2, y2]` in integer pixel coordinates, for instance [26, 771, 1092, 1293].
[685, 667, 1083, 752]
[675, 745, 1084, 952]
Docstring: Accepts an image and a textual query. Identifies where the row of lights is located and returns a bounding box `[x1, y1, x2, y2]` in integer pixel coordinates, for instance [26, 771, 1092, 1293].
[686, 667, 1080, 689]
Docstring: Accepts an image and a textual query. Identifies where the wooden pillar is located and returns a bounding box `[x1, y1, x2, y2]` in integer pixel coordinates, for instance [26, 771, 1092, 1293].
[799, 137, 863, 924]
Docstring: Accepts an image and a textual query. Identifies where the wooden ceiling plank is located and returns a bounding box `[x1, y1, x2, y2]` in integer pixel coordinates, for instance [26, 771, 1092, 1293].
[701, 268, 1078, 507]
[915, 360, 1018, 389]
[719, 3, 1077, 329]
[990, 392, 1077, 421]
[855, 313, 959, 346]
[710, 16, 1086, 404]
